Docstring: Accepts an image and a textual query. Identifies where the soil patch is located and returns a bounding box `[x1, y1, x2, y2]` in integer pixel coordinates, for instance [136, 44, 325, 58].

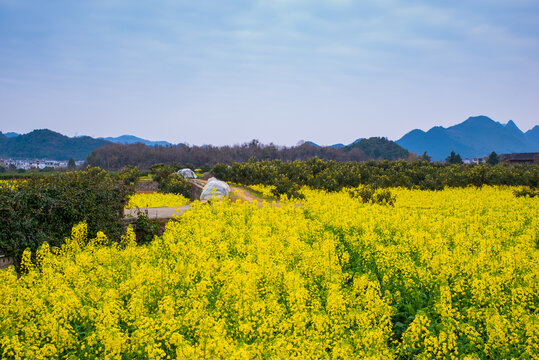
[135, 180, 158, 192]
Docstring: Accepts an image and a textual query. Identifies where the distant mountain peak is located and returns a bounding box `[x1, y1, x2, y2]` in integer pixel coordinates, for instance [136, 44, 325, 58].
[465, 115, 494, 123]
[427, 126, 446, 133]
[99, 135, 172, 147]
[504, 120, 523, 134]
[505, 120, 516, 126]
[525, 125, 539, 146]
[350, 138, 364, 145]
[303, 141, 320, 147]
[526, 125, 539, 134]
[397, 116, 537, 161]
[454, 116, 498, 130]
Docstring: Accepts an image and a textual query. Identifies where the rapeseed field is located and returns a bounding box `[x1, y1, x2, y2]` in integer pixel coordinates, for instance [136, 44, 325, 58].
[0, 186, 537, 359]
[126, 193, 190, 209]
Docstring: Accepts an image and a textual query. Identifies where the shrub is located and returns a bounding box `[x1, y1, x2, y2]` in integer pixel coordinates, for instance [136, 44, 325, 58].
[117, 165, 142, 185]
[150, 164, 174, 184]
[373, 188, 396, 205]
[158, 173, 191, 198]
[349, 185, 395, 205]
[134, 211, 162, 245]
[349, 185, 375, 203]
[0, 167, 132, 265]
[513, 187, 538, 198]
[272, 174, 304, 199]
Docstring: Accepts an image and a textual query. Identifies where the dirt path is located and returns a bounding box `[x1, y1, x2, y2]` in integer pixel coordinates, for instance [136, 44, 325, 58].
[230, 186, 261, 204]
[191, 179, 262, 204]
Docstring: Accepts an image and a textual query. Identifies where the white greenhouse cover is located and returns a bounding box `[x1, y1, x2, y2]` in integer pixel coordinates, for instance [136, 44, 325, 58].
[176, 168, 197, 179]
[200, 177, 230, 201]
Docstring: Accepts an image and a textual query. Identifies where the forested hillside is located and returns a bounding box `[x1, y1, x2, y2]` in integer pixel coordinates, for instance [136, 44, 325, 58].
[0, 129, 110, 160]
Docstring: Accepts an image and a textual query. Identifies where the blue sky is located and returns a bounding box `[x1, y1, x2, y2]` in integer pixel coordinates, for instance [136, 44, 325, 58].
[1, 0, 538, 146]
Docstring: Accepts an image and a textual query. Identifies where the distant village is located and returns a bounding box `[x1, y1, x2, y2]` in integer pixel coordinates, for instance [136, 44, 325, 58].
[1, 152, 537, 172]
[0, 158, 85, 171]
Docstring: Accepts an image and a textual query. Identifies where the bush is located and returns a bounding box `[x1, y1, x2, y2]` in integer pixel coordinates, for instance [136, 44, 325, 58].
[134, 211, 162, 245]
[349, 185, 396, 206]
[272, 174, 304, 199]
[513, 187, 538, 198]
[0, 167, 132, 265]
[150, 164, 174, 184]
[373, 188, 396, 205]
[158, 173, 191, 198]
[349, 185, 375, 203]
[117, 165, 142, 185]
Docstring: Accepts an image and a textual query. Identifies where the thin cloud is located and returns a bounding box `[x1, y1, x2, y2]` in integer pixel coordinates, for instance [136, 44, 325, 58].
[1, 0, 538, 144]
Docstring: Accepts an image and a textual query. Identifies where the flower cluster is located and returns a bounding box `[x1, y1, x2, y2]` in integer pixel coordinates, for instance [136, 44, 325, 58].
[0, 179, 20, 190]
[247, 184, 277, 198]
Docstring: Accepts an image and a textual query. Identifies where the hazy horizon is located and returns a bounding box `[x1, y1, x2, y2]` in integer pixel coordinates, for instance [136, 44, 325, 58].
[1, 1, 538, 146]
[1, 114, 537, 148]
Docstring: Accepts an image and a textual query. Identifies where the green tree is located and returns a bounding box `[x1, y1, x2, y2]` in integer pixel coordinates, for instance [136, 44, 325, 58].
[486, 152, 499, 165]
[159, 173, 191, 198]
[118, 165, 142, 185]
[68, 157, 76, 169]
[40, 166, 55, 173]
[150, 164, 174, 183]
[445, 151, 463, 164]
[419, 151, 432, 162]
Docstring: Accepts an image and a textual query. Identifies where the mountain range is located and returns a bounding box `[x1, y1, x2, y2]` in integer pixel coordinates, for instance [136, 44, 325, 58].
[1, 115, 537, 161]
[304, 139, 362, 148]
[305, 116, 538, 160]
[98, 135, 172, 147]
[0, 132, 173, 160]
[396, 116, 538, 161]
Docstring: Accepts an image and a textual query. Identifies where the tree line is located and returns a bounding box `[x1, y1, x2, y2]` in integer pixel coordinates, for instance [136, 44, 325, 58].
[211, 158, 538, 197]
[85, 138, 410, 170]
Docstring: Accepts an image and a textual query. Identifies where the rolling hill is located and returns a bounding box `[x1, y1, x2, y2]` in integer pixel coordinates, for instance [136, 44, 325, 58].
[346, 137, 409, 161]
[0, 129, 110, 160]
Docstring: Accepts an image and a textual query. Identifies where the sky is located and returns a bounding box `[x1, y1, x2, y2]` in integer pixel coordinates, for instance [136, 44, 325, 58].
[1, 0, 538, 146]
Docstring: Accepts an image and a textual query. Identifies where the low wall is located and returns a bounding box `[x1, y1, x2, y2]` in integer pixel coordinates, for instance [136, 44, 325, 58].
[0, 254, 15, 269]
[189, 180, 205, 201]
[135, 180, 159, 192]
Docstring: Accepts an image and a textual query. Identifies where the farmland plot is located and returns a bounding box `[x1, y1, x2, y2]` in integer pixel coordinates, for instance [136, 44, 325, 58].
[0, 186, 537, 359]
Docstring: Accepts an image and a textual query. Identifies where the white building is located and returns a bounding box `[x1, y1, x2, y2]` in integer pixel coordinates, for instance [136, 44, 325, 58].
[0, 158, 72, 170]
[472, 157, 485, 165]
